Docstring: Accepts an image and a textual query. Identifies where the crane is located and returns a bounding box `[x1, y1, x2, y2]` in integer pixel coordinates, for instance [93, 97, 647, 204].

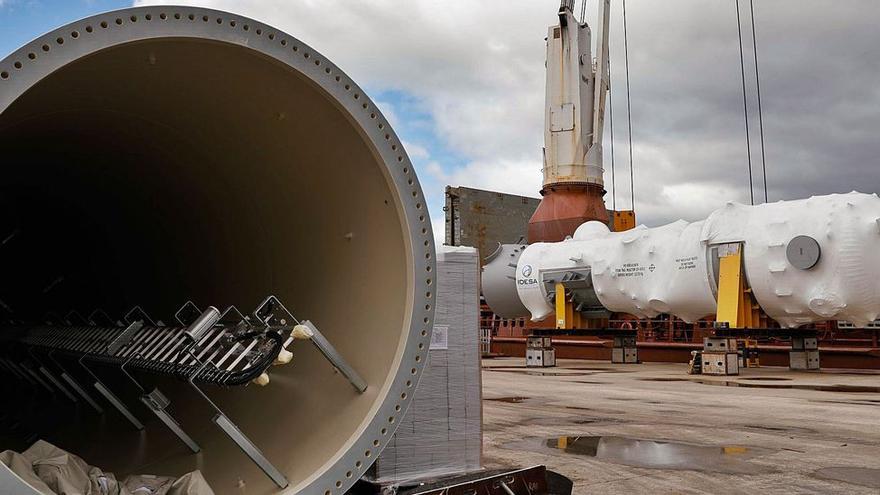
[529, 0, 622, 242]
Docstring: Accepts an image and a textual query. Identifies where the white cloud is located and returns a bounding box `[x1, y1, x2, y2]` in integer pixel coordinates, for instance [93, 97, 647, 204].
[134, 0, 550, 164]
[373, 100, 400, 130]
[444, 159, 542, 199]
[424, 161, 447, 182]
[402, 141, 429, 160]
[131, 0, 880, 230]
[431, 216, 445, 248]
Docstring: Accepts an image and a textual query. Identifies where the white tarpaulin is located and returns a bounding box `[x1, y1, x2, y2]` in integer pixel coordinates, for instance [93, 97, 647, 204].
[0, 440, 214, 495]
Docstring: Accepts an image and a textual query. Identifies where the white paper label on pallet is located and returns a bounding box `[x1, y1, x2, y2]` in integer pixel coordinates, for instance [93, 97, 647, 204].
[430, 325, 449, 350]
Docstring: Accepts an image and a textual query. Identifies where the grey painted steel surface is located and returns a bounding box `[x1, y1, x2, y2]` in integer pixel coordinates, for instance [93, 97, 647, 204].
[0, 463, 40, 495]
[444, 186, 538, 262]
[481, 244, 530, 318]
[786, 235, 821, 270]
[0, 6, 435, 495]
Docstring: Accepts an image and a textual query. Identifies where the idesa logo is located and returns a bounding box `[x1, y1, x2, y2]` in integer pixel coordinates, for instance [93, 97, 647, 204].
[518, 264, 537, 285]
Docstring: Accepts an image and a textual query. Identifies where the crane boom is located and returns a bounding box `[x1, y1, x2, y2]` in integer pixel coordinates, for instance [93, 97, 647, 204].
[590, 0, 611, 151]
[528, 0, 614, 242]
[543, 0, 611, 188]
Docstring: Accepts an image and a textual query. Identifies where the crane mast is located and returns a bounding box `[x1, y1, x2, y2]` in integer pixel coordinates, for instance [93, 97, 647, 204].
[543, 0, 610, 188]
[591, 0, 612, 167]
[529, 0, 612, 242]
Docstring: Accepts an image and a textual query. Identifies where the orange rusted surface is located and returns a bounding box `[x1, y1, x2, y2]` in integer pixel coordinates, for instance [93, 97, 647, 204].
[612, 210, 636, 232]
[528, 183, 607, 243]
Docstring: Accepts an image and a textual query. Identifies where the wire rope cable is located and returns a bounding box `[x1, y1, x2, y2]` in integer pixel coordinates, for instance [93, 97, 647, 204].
[736, 0, 755, 205]
[622, 0, 636, 211]
[749, 0, 769, 203]
[609, 58, 617, 211]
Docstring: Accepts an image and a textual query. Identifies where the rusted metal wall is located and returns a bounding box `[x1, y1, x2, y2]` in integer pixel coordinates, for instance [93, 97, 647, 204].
[445, 186, 540, 262]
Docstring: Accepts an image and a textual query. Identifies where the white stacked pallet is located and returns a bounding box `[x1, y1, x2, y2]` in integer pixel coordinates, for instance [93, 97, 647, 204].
[368, 246, 482, 484]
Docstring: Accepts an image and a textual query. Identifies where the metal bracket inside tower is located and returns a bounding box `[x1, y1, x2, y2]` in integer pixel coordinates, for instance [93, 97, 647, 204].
[0, 295, 367, 489]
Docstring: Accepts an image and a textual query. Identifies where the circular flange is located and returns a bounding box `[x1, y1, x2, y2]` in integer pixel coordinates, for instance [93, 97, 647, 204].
[786, 235, 821, 270]
[0, 7, 435, 495]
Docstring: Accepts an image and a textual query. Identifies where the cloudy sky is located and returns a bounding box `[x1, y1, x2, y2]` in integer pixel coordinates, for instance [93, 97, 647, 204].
[3, 1, 879, 244]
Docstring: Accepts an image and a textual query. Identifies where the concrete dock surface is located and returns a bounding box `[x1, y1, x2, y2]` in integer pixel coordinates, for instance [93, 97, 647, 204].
[481, 358, 880, 494]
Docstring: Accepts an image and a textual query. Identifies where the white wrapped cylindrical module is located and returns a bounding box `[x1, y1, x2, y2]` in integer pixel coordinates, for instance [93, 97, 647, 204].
[485, 192, 880, 328]
[702, 192, 880, 327]
[516, 219, 716, 323]
[589, 219, 717, 323]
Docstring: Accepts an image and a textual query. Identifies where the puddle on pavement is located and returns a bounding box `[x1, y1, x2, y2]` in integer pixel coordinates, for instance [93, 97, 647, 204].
[564, 406, 626, 416]
[639, 377, 689, 382]
[484, 366, 634, 376]
[527, 372, 598, 377]
[701, 382, 880, 393]
[815, 467, 880, 489]
[637, 377, 880, 393]
[485, 396, 529, 403]
[567, 367, 633, 372]
[485, 369, 599, 377]
[570, 417, 627, 425]
[813, 369, 880, 376]
[743, 424, 787, 432]
[743, 424, 817, 435]
[505, 435, 776, 474]
[810, 399, 880, 407]
[500, 435, 774, 474]
[737, 377, 792, 381]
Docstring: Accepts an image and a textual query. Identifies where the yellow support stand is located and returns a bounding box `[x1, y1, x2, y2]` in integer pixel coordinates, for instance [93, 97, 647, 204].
[745, 338, 760, 367]
[715, 243, 758, 328]
[555, 283, 582, 330]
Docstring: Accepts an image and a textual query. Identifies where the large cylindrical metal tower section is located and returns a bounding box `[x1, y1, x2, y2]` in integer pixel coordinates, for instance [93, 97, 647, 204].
[0, 6, 434, 495]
